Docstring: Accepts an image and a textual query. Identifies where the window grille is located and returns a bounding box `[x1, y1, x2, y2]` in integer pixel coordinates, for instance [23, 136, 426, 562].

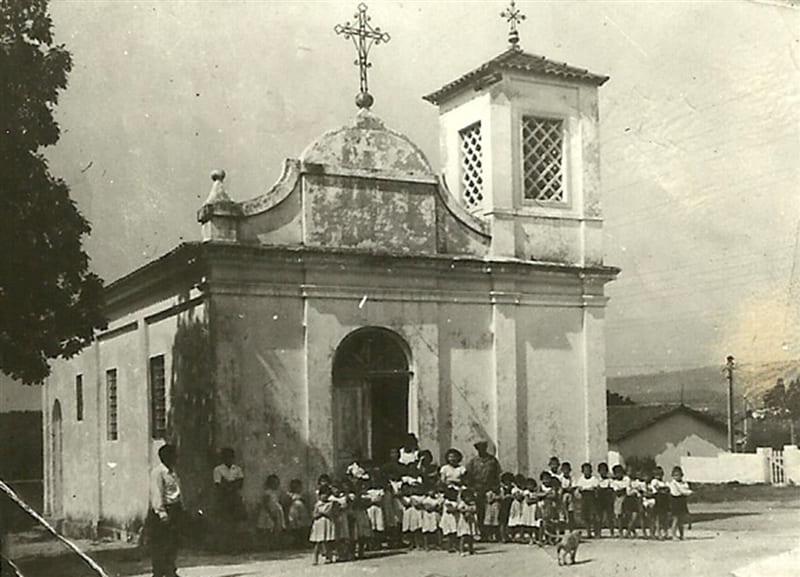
[106, 369, 118, 441]
[75, 375, 83, 422]
[150, 355, 166, 439]
[522, 116, 565, 202]
[459, 122, 484, 209]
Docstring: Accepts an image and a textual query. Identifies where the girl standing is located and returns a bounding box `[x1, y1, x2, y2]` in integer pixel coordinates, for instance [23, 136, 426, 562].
[309, 485, 336, 564]
[507, 482, 525, 542]
[382, 475, 403, 548]
[482, 486, 501, 542]
[521, 478, 540, 545]
[365, 480, 385, 550]
[287, 479, 311, 548]
[456, 488, 479, 556]
[401, 485, 422, 549]
[350, 488, 373, 559]
[421, 487, 440, 550]
[440, 487, 459, 552]
[331, 485, 352, 561]
[439, 449, 466, 488]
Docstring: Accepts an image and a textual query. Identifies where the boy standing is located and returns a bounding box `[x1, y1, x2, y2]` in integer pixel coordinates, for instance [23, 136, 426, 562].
[150, 444, 182, 577]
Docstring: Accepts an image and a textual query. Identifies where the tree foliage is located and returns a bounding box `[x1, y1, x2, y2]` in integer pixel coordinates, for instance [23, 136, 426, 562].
[0, 0, 105, 384]
[762, 378, 800, 419]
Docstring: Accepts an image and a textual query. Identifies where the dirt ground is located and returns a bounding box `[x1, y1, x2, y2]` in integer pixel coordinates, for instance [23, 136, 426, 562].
[11, 497, 800, 577]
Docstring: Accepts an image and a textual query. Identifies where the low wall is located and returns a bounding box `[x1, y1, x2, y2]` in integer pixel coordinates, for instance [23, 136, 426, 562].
[784, 445, 800, 484]
[682, 446, 800, 485]
[681, 450, 770, 484]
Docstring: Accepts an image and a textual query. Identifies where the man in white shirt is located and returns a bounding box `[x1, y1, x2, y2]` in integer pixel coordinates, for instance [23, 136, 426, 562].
[150, 444, 182, 577]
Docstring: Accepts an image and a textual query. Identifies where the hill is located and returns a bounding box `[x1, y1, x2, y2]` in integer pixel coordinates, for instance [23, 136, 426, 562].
[608, 360, 800, 415]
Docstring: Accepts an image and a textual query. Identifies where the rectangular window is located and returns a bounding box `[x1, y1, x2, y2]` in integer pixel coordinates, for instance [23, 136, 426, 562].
[522, 116, 565, 203]
[106, 368, 118, 441]
[149, 355, 166, 439]
[459, 122, 484, 209]
[75, 375, 83, 422]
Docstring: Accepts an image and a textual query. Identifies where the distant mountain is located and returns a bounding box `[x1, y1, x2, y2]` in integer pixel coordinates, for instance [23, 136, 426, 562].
[607, 360, 800, 415]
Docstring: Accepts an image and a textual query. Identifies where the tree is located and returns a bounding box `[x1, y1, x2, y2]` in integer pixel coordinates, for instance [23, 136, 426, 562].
[762, 377, 800, 445]
[0, 0, 105, 384]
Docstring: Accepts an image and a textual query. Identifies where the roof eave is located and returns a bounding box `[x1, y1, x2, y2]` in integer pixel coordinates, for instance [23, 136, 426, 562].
[423, 57, 609, 106]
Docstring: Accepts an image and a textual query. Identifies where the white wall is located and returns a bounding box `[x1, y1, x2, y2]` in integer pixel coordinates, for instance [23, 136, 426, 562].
[681, 450, 770, 484]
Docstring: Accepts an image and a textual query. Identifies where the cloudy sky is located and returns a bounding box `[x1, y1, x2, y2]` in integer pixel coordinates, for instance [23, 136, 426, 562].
[46, 0, 800, 376]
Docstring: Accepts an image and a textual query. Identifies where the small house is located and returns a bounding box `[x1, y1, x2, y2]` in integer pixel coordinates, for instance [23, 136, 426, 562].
[608, 404, 728, 472]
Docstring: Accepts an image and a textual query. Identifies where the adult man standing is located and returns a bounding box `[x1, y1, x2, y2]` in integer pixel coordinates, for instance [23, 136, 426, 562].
[465, 440, 500, 539]
[149, 444, 183, 577]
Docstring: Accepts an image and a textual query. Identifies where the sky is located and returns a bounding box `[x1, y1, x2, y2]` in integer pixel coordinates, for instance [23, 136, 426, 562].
[44, 0, 800, 377]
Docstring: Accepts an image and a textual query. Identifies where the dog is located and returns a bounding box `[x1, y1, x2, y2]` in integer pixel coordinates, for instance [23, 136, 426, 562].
[555, 531, 580, 566]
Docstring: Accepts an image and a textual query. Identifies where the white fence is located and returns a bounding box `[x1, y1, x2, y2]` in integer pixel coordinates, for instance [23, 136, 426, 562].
[681, 445, 800, 485]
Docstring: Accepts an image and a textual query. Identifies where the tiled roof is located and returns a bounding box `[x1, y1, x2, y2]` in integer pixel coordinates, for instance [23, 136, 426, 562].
[607, 404, 727, 443]
[423, 47, 609, 105]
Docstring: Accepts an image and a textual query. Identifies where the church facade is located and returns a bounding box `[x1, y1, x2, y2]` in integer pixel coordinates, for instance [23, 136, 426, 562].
[42, 39, 617, 535]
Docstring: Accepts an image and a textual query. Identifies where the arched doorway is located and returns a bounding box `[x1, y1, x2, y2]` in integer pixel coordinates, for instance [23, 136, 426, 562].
[332, 328, 412, 472]
[50, 400, 63, 518]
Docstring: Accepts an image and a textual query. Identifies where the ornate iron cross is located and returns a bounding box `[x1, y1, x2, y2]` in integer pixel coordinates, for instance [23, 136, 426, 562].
[500, 0, 526, 49]
[334, 3, 390, 110]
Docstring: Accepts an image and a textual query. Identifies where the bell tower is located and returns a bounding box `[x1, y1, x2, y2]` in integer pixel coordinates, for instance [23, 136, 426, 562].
[423, 1, 609, 266]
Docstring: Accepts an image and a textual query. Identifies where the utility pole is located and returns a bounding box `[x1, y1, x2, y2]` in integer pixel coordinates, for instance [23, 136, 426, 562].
[725, 355, 736, 453]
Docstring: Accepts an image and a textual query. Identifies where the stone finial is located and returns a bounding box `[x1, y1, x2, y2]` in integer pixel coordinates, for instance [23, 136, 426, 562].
[203, 169, 233, 206]
[198, 168, 241, 241]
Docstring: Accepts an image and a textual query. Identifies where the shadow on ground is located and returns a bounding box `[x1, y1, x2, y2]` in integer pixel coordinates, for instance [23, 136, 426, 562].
[15, 546, 311, 577]
[691, 511, 760, 524]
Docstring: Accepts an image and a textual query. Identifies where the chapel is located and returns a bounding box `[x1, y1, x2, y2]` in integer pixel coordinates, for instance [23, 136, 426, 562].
[42, 4, 618, 536]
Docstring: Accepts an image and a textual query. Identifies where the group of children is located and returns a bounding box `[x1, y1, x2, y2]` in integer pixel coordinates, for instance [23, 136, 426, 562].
[248, 447, 695, 565]
[306, 449, 483, 564]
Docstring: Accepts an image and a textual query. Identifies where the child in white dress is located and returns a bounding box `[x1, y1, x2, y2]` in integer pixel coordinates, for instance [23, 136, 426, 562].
[521, 478, 540, 545]
[482, 486, 501, 542]
[439, 487, 459, 552]
[421, 488, 440, 550]
[309, 486, 335, 564]
[507, 481, 525, 542]
[365, 481, 385, 549]
[456, 488, 479, 556]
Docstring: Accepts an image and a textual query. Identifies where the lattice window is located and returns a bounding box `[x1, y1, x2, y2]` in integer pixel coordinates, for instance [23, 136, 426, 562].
[459, 122, 484, 209]
[150, 355, 166, 439]
[522, 116, 565, 203]
[106, 368, 118, 441]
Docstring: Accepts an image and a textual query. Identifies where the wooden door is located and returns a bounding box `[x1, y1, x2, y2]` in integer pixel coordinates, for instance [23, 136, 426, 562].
[333, 384, 368, 474]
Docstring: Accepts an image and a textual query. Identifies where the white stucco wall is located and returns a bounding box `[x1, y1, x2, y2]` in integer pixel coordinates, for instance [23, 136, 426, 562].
[43, 286, 206, 534]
